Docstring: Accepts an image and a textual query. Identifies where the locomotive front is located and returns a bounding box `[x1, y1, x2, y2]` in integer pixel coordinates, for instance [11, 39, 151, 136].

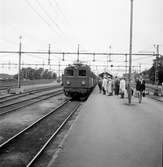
[62, 64, 96, 98]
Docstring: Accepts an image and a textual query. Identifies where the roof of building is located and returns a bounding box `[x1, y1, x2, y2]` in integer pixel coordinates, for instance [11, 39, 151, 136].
[98, 72, 113, 78]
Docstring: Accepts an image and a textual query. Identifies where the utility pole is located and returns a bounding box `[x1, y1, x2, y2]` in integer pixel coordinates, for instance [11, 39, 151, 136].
[77, 44, 80, 62]
[58, 61, 61, 81]
[125, 54, 128, 74]
[154, 44, 159, 85]
[109, 45, 112, 62]
[107, 45, 111, 72]
[62, 52, 65, 61]
[48, 44, 51, 70]
[93, 53, 95, 62]
[139, 63, 141, 73]
[128, 0, 134, 104]
[18, 36, 22, 88]
[154, 44, 160, 95]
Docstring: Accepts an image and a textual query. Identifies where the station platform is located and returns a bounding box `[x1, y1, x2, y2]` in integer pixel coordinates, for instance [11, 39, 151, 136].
[48, 87, 162, 167]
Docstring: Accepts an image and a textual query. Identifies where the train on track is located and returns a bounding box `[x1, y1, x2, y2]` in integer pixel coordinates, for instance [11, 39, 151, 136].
[62, 62, 97, 99]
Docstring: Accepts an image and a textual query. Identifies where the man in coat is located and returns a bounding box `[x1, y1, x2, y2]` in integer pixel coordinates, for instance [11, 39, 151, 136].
[119, 77, 126, 98]
[102, 75, 108, 95]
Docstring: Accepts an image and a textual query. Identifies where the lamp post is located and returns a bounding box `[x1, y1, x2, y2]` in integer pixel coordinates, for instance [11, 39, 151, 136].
[128, 0, 134, 104]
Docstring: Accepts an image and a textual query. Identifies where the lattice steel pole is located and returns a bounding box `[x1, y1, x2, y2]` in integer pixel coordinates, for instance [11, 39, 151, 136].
[18, 36, 22, 88]
[128, 0, 134, 104]
[125, 54, 128, 74]
[154, 45, 160, 95]
[155, 45, 159, 85]
[77, 44, 80, 62]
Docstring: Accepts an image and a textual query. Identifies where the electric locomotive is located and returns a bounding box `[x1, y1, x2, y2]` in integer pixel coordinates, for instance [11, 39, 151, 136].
[62, 62, 97, 98]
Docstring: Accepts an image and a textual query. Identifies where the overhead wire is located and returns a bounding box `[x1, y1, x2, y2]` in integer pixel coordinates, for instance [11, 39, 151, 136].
[25, 0, 60, 35]
[47, 0, 58, 16]
[48, 0, 70, 25]
[35, 0, 64, 34]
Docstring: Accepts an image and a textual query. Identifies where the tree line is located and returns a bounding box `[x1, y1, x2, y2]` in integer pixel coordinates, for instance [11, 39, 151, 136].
[142, 56, 163, 84]
[13, 67, 57, 80]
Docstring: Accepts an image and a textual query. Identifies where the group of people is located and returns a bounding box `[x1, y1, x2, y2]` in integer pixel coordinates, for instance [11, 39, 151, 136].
[98, 75, 126, 97]
[98, 74, 146, 103]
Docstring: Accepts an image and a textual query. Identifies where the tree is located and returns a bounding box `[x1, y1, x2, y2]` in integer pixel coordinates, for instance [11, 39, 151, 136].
[141, 55, 163, 84]
[13, 67, 57, 80]
[34, 68, 44, 79]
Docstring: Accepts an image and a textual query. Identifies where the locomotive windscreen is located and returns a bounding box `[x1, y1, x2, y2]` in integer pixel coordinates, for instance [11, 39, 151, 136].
[79, 70, 86, 76]
[65, 69, 74, 76]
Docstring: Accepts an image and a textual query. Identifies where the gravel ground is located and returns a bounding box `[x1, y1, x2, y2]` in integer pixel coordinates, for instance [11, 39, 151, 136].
[0, 80, 61, 96]
[0, 94, 67, 145]
[32, 102, 82, 167]
[0, 101, 79, 167]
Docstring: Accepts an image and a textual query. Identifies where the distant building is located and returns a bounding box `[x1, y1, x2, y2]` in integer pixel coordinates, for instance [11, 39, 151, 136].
[123, 72, 138, 81]
[159, 55, 163, 66]
[0, 73, 13, 80]
[99, 72, 113, 78]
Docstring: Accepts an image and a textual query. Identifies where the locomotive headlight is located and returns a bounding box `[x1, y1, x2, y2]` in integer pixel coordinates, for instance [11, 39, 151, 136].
[66, 81, 71, 85]
[81, 80, 86, 85]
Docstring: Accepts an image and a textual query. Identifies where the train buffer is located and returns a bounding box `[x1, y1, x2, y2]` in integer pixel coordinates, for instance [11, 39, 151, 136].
[48, 87, 162, 167]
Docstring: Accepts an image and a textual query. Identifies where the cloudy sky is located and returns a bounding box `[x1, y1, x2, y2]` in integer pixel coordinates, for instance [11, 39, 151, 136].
[0, 0, 162, 75]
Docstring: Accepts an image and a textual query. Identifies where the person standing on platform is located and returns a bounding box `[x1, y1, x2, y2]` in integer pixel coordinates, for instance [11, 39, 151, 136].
[102, 75, 108, 95]
[119, 77, 126, 98]
[98, 77, 103, 93]
[136, 75, 146, 103]
[107, 77, 113, 96]
[161, 82, 163, 96]
[114, 76, 120, 95]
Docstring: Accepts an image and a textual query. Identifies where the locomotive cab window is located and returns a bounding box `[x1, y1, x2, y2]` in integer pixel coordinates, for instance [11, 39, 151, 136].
[65, 69, 74, 76]
[79, 70, 86, 76]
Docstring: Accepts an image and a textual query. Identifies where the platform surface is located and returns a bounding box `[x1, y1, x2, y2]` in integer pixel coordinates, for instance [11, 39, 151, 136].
[48, 88, 162, 167]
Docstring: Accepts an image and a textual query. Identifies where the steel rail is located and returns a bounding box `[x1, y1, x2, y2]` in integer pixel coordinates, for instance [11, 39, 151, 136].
[0, 85, 61, 103]
[147, 95, 163, 102]
[0, 100, 70, 149]
[0, 89, 62, 108]
[0, 94, 14, 101]
[0, 89, 63, 116]
[26, 102, 81, 167]
[132, 84, 163, 102]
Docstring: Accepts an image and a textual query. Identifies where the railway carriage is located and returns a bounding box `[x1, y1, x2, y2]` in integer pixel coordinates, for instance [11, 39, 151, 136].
[62, 63, 97, 98]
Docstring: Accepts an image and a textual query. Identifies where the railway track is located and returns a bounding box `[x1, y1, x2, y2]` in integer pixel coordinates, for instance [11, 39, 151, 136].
[0, 80, 56, 91]
[0, 100, 81, 167]
[0, 89, 63, 115]
[0, 85, 61, 103]
[0, 85, 16, 91]
[131, 83, 163, 102]
[147, 95, 163, 102]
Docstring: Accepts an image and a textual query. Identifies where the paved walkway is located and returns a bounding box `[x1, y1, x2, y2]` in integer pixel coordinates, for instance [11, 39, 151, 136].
[49, 87, 162, 167]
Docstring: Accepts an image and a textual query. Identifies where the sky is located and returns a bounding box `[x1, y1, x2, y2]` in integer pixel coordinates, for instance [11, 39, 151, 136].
[0, 0, 162, 76]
